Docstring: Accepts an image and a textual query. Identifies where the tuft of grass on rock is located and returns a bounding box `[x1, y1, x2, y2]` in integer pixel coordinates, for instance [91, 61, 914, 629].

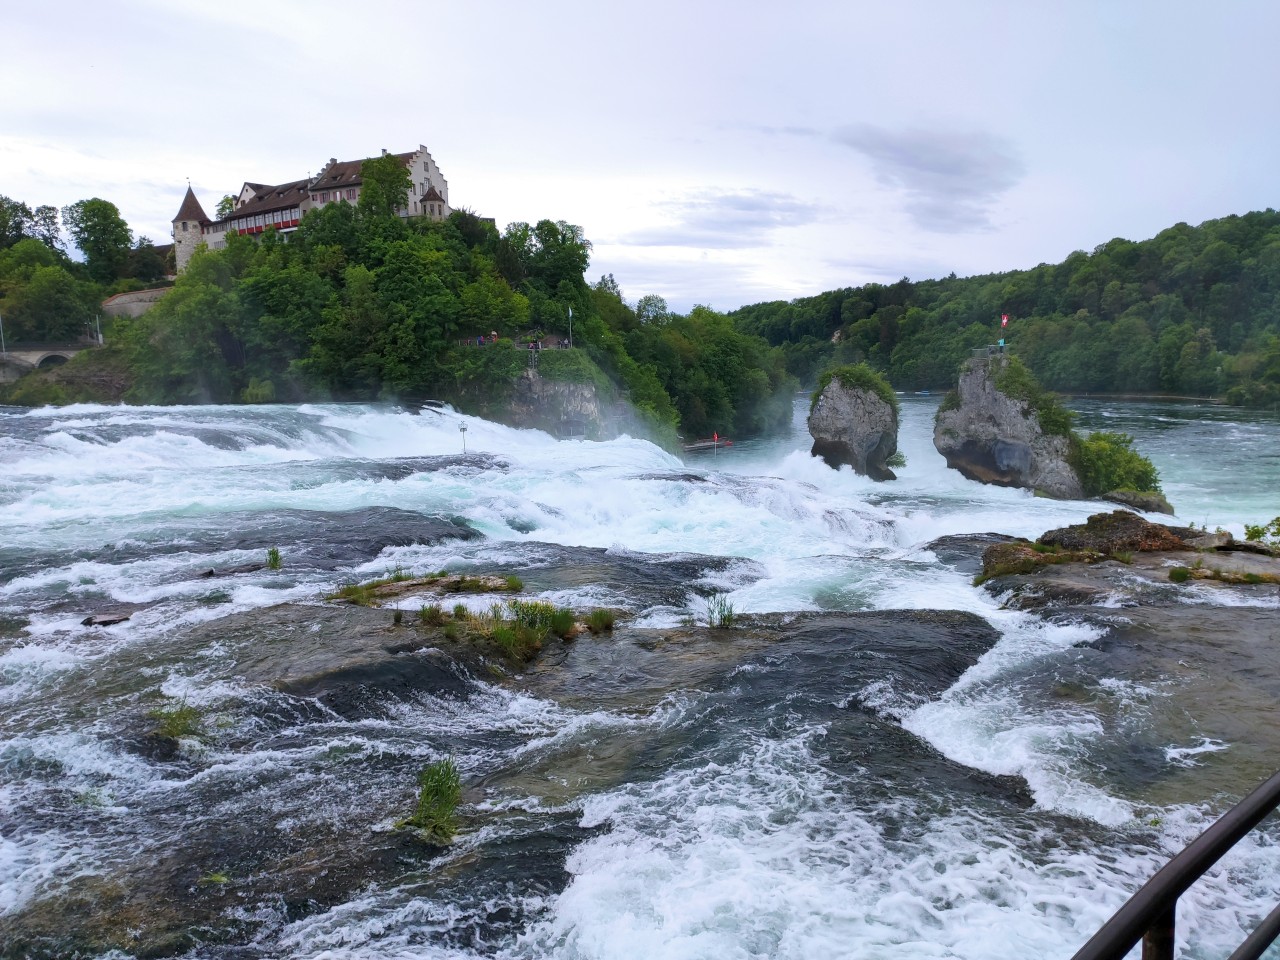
[149, 701, 203, 740]
[266, 547, 282, 570]
[399, 758, 462, 843]
[419, 603, 445, 626]
[706, 593, 736, 629]
[505, 574, 524, 591]
[586, 609, 616, 633]
[1169, 566, 1191, 583]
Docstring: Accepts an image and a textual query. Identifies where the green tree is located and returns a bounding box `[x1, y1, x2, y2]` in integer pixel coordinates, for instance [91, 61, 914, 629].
[358, 154, 412, 220]
[216, 195, 236, 220]
[2, 264, 98, 340]
[62, 198, 133, 282]
[0, 196, 34, 249]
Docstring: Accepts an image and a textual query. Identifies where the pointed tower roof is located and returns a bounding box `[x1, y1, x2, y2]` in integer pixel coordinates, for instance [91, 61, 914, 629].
[173, 185, 209, 224]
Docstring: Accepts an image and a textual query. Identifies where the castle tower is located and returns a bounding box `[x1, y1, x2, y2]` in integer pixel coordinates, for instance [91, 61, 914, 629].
[171, 185, 210, 272]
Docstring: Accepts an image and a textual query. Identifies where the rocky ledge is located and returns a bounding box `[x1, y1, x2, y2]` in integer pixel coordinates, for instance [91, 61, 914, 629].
[935, 510, 1278, 608]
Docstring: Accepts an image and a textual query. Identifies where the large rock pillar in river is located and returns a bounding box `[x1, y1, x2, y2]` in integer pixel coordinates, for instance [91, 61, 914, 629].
[933, 353, 1084, 499]
[808, 367, 900, 481]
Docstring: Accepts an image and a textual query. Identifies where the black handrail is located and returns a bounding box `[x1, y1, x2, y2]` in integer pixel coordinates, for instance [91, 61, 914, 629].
[1071, 769, 1280, 960]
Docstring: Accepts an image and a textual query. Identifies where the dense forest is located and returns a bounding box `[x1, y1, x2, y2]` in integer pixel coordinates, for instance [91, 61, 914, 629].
[0, 161, 796, 444]
[732, 210, 1280, 407]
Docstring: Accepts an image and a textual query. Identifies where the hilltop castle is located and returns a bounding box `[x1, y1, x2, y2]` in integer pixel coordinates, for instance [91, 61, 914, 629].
[172, 144, 450, 271]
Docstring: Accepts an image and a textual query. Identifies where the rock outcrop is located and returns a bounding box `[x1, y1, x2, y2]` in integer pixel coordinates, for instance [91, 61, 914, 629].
[507, 370, 605, 439]
[933, 354, 1084, 499]
[1099, 489, 1175, 515]
[808, 377, 899, 481]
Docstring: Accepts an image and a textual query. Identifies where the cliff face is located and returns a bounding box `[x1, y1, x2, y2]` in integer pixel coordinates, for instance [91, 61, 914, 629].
[934, 355, 1084, 499]
[505, 370, 606, 438]
[808, 379, 899, 481]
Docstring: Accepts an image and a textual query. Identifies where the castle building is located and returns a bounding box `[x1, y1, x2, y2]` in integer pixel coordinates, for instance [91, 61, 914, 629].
[172, 144, 451, 271]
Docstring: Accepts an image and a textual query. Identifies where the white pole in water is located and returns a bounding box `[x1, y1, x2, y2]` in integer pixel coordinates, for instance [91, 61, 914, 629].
[459, 423, 467, 454]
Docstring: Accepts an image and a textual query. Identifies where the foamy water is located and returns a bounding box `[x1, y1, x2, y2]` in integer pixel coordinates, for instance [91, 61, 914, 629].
[1, 396, 1278, 958]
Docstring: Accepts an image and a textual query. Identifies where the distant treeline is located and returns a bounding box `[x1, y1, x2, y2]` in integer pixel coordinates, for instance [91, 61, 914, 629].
[731, 209, 1280, 407]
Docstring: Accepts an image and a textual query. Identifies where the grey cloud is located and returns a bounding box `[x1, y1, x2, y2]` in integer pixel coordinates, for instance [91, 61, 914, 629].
[595, 253, 778, 314]
[619, 189, 821, 249]
[831, 124, 1025, 232]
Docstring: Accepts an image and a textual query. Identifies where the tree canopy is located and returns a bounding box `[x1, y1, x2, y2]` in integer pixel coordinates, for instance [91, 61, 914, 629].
[731, 209, 1280, 407]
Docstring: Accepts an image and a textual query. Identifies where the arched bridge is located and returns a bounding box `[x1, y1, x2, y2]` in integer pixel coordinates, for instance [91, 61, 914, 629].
[0, 342, 96, 382]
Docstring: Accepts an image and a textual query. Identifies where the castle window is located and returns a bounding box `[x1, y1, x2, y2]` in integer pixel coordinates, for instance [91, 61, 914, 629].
[182, 222, 188, 232]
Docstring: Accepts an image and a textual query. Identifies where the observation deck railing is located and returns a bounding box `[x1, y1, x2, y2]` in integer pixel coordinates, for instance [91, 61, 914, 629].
[1071, 769, 1280, 960]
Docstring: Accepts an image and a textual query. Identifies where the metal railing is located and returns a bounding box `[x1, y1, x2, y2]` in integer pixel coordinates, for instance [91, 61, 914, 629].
[1071, 769, 1280, 960]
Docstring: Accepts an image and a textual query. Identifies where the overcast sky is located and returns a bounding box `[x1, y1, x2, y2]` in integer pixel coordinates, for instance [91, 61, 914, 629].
[4, 1, 1278, 312]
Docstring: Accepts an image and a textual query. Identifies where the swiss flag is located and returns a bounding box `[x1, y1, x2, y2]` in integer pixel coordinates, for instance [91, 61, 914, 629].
[1001, 314, 1009, 328]
[713, 432, 718, 442]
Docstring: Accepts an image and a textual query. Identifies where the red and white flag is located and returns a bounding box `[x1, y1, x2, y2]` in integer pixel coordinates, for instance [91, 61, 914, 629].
[1000, 314, 1009, 328]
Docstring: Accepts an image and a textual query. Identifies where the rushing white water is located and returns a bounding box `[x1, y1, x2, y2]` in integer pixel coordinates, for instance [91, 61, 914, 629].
[1, 396, 1278, 959]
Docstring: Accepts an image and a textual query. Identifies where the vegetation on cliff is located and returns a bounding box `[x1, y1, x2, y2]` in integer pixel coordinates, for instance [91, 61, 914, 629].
[985, 356, 1162, 497]
[731, 209, 1280, 407]
[810, 363, 898, 414]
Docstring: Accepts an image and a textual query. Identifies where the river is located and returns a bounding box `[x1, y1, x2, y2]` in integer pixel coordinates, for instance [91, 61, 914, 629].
[1, 395, 1277, 958]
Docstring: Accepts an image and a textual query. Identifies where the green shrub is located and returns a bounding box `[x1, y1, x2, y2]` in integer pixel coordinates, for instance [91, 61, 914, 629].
[419, 603, 445, 626]
[148, 701, 203, 740]
[504, 574, 524, 591]
[586, 609, 616, 633]
[452, 603, 469, 620]
[392, 609, 403, 626]
[994, 355, 1074, 437]
[1169, 566, 1191, 583]
[241, 378, 276, 404]
[811, 363, 898, 414]
[1244, 517, 1280, 544]
[401, 758, 462, 842]
[885, 451, 906, 468]
[266, 547, 282, 570]
[1071, 431, 1162, 496]
[936, 389, 961, 414]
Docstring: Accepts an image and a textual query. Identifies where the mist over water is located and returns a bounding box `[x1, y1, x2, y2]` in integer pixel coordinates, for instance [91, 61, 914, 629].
[1, 396, 1278, 958]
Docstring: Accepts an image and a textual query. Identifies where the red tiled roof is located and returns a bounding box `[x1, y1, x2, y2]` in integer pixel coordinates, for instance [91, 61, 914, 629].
[310, 152, 415, 191]
[173, 186, 209, 224]
[224, 179, 311, 221]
